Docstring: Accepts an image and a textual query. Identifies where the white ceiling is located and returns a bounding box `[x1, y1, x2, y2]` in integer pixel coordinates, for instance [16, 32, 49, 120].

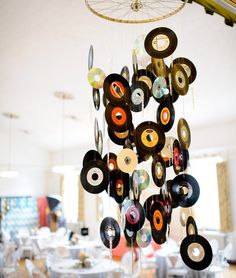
[0, 1, 236, 152]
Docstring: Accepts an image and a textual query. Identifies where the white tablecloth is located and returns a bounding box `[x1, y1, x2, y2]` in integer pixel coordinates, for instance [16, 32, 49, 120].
[50, 258, 121, 278]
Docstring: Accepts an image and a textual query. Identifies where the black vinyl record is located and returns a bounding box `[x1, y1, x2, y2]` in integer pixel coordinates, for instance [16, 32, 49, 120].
[177, 118, 191, 150]
[103, 73, 131, 105]
[180, 149, 189, 172]
[149, 201, 167, 244]
[100, 217, 121, 249]
[120, 66, 130, 83]
[156, 98, 175, 132]
[170, 174, 200, 208]
[144, 27, 178, 59]
[124, 228, 137, 246]
[130, 81, 151, 112]
[109, 170, 130, 204]
[125, 201, 145, 232]
[173, 57, 197, 84]
[172, 139, 182, 175]
[80, 160, 108, 194]
[108, 127, 128, 146]
[180, 234, 213, 271]
[135, 121, 165, 155]
[186, 216, 198, 236]
[82, 150, 102, 167]
[171, 64, 189, 96]
[152, 154, 166, 187]
[132, 69, 156, 90]
[105, 103, 132, 132]
[93, 88, 100, 111]
[103, 152, 117, 172]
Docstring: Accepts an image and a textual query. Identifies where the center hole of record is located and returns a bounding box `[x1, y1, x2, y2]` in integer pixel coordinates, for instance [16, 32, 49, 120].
[130, 211, 136, 220]
[155, 217, 160, 224]
[192, 247, 200, 257]
[146, 134, 153, 142]
[92, 173, 99, 181]
[94, 74, 100, 82]
[124, 156, 131, 165]
[109, 162, 115, 170]
[106, 226, 115, 238]
[141, 234, 147, 241]
[155, 162, 163, 179]
[163, 111, 168, 120]
[178, 76, 183, 83]
[115, 112, 122, 120]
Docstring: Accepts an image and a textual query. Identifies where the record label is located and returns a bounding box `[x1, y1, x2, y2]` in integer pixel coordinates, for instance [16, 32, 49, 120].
[157, 99, 175, 132]
[141, 129, 159, 148]
[117, 148, 138, 174]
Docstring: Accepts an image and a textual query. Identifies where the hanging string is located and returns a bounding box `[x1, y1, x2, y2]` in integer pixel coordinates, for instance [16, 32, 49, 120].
[8, 116, 13, 171]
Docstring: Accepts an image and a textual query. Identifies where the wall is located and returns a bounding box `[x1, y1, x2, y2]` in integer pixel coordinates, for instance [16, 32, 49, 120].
[0, 131, 50, 196]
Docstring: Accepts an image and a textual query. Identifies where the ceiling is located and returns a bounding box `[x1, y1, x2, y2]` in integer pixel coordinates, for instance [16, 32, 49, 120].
[0, 0, 236, 152]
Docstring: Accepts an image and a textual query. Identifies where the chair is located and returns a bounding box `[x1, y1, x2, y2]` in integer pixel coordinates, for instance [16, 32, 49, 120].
[25, 259, 47, 278]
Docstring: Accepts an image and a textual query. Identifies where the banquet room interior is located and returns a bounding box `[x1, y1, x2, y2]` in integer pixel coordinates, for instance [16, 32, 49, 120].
[0, 0, 236, 277]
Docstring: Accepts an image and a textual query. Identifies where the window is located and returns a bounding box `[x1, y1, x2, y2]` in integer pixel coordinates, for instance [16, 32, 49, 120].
[190, 155, 223, 231]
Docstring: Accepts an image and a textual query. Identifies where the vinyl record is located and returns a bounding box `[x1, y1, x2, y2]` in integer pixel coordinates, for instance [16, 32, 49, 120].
[186, 216, 198, 236]
[102, 92, 109, 107]
[88, 45, 94, 70]
[87, 67, 106, 89]
[93, 88, 100, 111]
[135, 121, 165, 155]
[125, 202, 145, 232]
[144, 27, 178, 59]
[109, 170, 130, 204]
[97, 130, 103, 156]
[177, 118, 191, 150]
[103, 73, 131, 105]
[150, 202, 167, 244]
[152, 154, 166, 187]
[136, 228, 151, 248]
[124, 228, 137, 245]
[156, 98, 175, 132]
[116, 148, 138, 174]
[120, 66, 130, 83]
[169, 86, 179, 103]
[80, 160, 108, 194]
[171, 64, 189, 96]
[103, 152, 117, 172]
[132, 69, 156, 90]
[132, 50, 138, 75]
[105, 103, 132, 132]
[108, 127, 130, 146]
[100, 217, 121, 249]
[151, 57, 169, 77]
[172, 139, 182, 175]
[132, 169, 150, 192]
[130, 81, 151, 112]
[173, 57, 197, 84]
[180, 234, 213, 271]
[152, 77, 168, 100]
[137, 151, 151, 164]
[94, 118, 99, 147]
[170, 174, 200, 208]
[180, 207, 194, 227]
[82, 150, 102, 167]
[180, 149, 189, 172]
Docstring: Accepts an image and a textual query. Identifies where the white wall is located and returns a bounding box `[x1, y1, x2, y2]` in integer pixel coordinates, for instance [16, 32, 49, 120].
[0, 131, 50, 196]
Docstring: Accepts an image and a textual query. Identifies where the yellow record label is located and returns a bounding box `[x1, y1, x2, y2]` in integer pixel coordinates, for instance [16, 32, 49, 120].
[141, 129, 159, 148]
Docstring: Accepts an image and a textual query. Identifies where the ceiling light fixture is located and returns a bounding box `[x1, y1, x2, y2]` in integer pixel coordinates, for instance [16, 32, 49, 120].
[85, 0, 187, 24]
[0, 113, 19, 179]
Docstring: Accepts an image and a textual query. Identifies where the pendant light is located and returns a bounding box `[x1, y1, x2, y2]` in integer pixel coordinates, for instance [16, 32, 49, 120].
[0, 112, 19, 178]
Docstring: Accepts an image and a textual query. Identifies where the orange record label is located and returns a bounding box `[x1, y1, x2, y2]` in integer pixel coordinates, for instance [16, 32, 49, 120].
[141, 129, 159, 148]
[111, 107, 127, 126]
[116, 179, 124, 196]
[110, 81, 125, 99]
[160, 107, 170, 125]
[153, 209, 163, 231]
[114, 129, 129, 139]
